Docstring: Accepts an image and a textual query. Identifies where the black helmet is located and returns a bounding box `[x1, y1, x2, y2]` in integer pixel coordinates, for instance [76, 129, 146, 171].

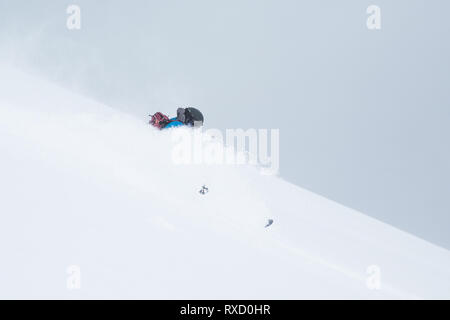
[177, 107, 204, 127]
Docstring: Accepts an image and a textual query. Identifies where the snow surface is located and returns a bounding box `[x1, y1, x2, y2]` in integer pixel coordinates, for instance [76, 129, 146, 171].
[0, 65, 449, 299]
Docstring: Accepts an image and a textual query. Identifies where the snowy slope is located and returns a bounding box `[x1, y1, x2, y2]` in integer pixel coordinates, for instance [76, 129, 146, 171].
[0, 65, 449, 299]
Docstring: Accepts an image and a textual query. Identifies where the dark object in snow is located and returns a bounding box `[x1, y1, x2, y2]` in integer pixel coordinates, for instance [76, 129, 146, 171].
[177, 107, 204, 127]
[265, 219, 274, 228]
[199, 185, 209, 195]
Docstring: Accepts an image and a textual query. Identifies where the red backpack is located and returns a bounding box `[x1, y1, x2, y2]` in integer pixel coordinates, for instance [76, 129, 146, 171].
[149, 112, 171, 129]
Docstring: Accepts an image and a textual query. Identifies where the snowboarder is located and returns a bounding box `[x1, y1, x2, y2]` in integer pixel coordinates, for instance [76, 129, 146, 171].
[149, 107, 204, 130]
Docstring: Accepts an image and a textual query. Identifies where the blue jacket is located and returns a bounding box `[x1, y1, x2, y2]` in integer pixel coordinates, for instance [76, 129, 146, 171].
[163, 117, 184, 129]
